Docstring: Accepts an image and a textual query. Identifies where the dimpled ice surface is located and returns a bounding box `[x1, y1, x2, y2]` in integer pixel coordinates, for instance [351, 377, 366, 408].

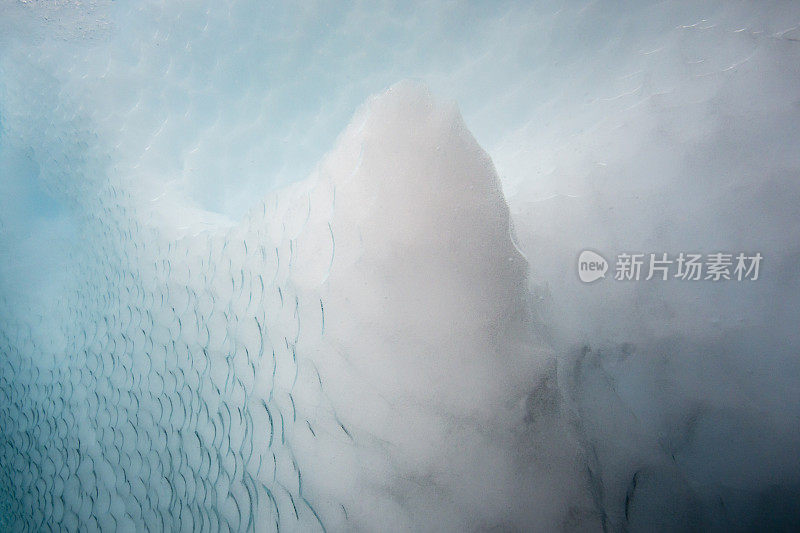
[1, 1, 800, 532]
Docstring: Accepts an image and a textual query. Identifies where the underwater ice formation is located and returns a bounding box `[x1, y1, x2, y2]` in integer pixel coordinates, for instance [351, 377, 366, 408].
[2, 1, 800, 531]
[0, 82, 589, 531]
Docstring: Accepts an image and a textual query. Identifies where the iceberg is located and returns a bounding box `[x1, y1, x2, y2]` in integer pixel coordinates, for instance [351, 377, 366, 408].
[1, 1, 799, 531]
[0, 81, 592, 531]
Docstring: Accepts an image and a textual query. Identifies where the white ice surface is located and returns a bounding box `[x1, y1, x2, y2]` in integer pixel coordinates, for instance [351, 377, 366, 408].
[1, 1, 799, 531]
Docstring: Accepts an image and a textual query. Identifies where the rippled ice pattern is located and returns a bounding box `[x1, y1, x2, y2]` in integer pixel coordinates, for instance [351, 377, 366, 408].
[1, 1, 800, 532]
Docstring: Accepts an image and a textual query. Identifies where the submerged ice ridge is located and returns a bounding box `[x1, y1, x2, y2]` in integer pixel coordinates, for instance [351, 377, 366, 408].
[0, 83, 589, 531]
[2, 0, 800, 529]
[1, 77, 799, 532]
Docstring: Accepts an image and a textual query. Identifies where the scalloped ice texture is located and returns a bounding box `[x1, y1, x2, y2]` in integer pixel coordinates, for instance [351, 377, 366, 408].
[3, 1, 800, 531]
[0, 82, 594, 531]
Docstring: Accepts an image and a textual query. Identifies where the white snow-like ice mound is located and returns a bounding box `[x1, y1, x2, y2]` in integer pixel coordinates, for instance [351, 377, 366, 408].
[1, 0, 800, 531]
[0, 81, 588, 531]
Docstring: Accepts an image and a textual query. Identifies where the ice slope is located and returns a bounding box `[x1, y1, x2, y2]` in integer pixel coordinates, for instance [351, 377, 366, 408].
[1, 0, 800, 531]
[0, 82, 593, 531]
